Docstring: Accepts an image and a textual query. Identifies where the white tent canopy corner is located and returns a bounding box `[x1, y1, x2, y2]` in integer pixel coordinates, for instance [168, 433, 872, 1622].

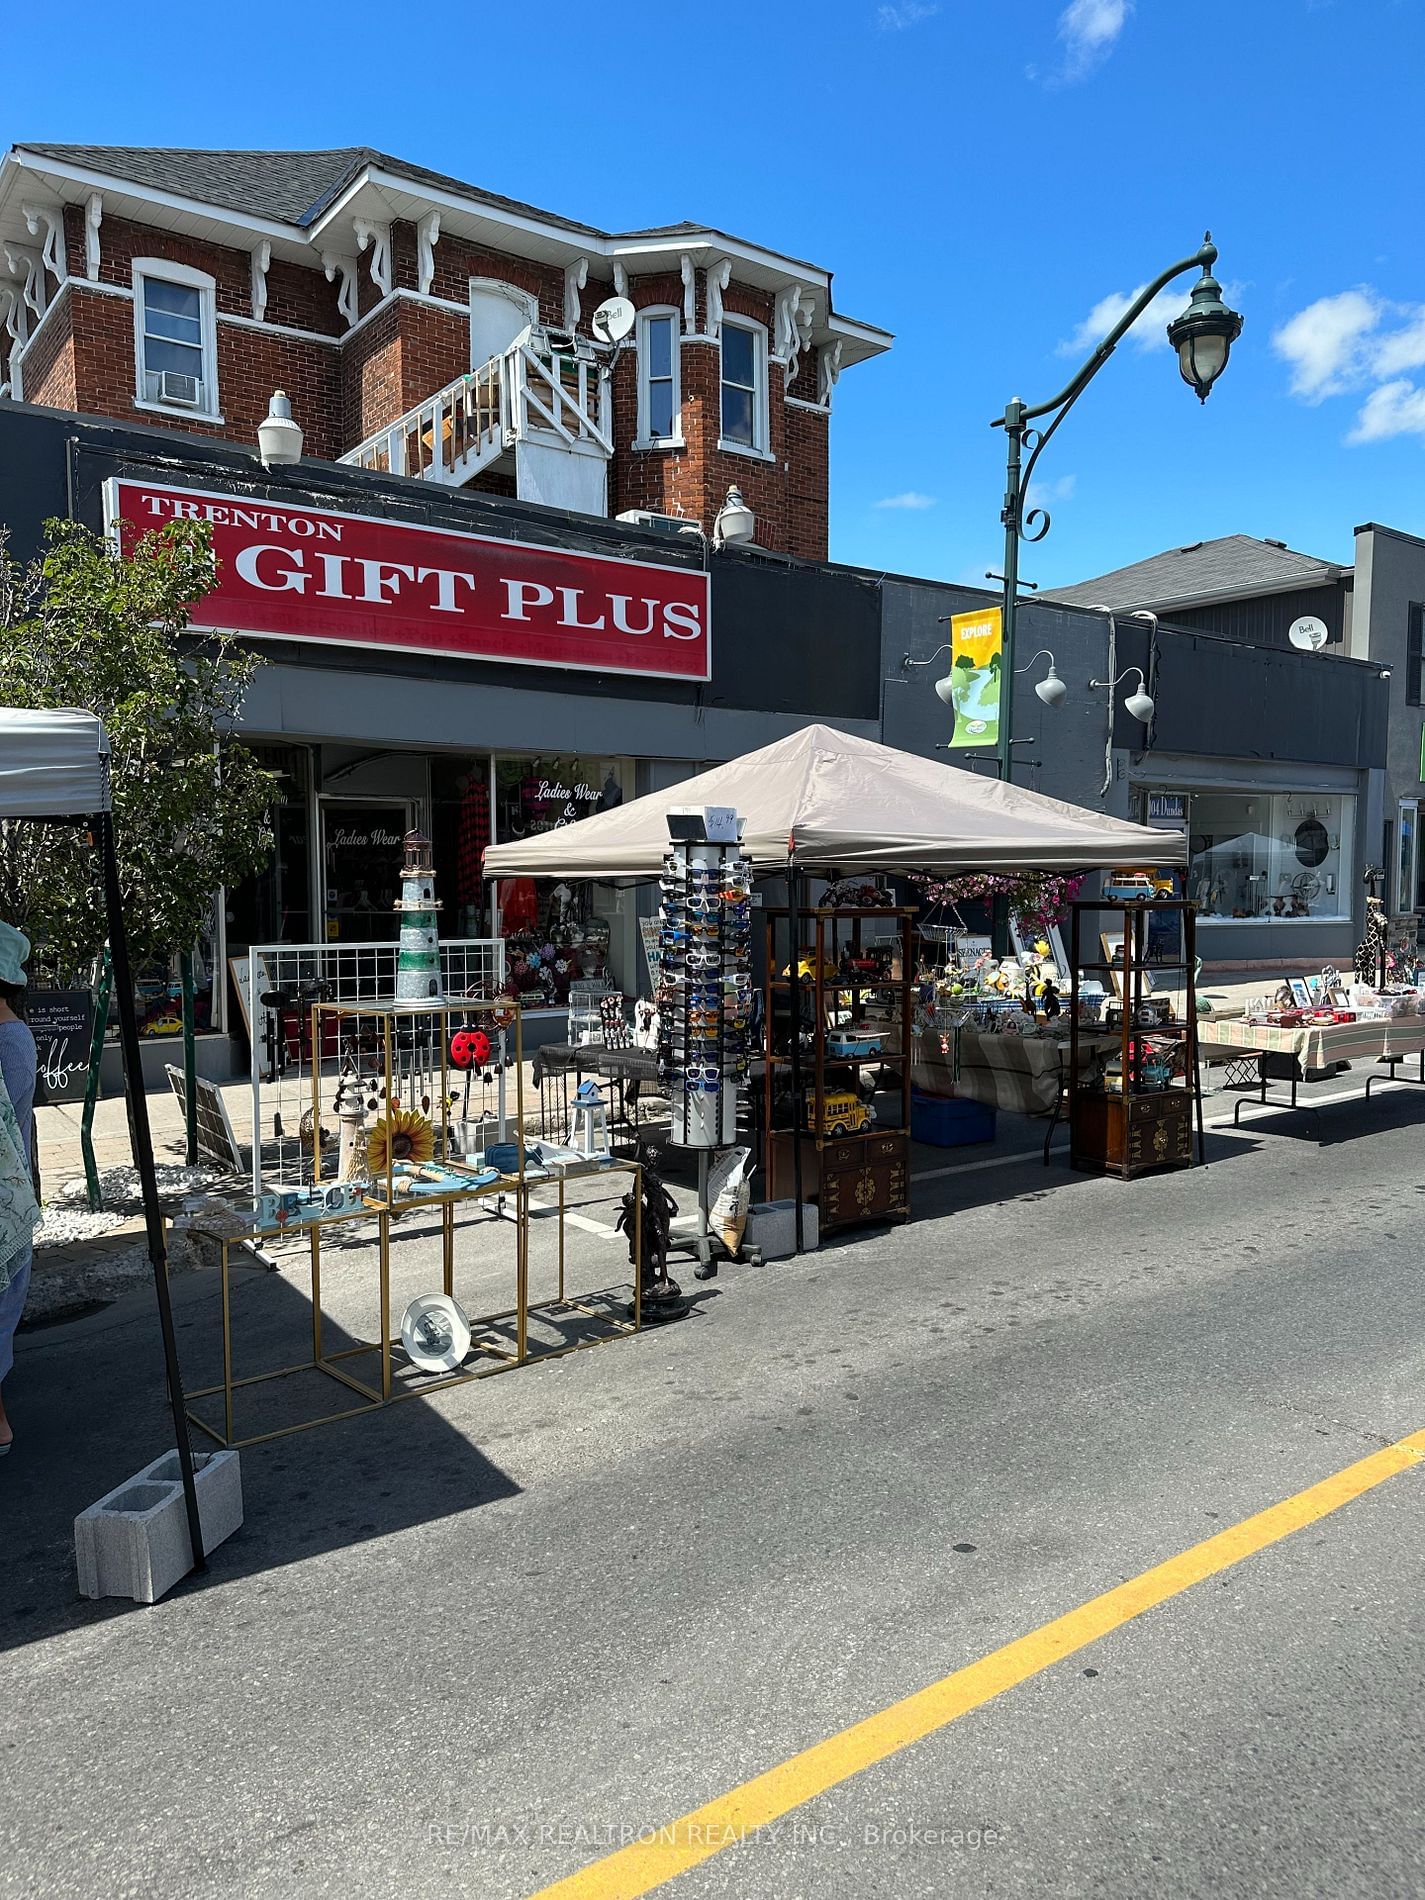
[481, 723, 1187, 882]
[0, 707, 111, 820]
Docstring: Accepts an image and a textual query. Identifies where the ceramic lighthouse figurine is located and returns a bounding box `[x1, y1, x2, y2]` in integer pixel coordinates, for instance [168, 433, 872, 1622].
[394, 829, 443, 1001]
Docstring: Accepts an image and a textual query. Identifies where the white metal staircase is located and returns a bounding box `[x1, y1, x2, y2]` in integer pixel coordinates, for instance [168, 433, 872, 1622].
[340, 337, 614, 507]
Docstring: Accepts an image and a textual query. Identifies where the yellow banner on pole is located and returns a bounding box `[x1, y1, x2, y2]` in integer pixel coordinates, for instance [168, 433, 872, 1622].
[946, 606, 1003, 748]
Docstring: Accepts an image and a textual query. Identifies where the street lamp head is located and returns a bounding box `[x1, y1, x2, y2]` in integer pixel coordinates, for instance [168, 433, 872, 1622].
[933, 672, 958, 706]
[1166, 238, 1243, 403]
[1124, 683, 1156, 723]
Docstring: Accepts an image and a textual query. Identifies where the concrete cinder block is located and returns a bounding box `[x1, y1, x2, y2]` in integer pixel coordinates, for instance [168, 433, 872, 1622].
[745, 1200, 819, 1260]
[75, 1448, 242, 1604]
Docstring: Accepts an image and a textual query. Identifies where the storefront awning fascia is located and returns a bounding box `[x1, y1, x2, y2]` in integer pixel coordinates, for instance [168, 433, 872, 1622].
[481, 723, 1187, 883]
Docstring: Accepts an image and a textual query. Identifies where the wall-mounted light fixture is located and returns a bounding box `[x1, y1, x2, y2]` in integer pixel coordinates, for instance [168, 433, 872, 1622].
[712, 485, 755, 549]
[257, 390, 303, 467]
[1017, 649, 1066, 708]
[1089, 665, 1156, 724]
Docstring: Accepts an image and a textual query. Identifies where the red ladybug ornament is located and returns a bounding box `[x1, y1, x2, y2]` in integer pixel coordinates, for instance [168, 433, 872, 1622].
[450, 1028, 491, 1071]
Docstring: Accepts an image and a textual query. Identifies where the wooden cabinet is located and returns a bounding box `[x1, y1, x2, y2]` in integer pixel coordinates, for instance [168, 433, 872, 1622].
[1066, 897, 1203, 1179]
[767, 1128, 909, 1229]
[762, 905, 914, 1233]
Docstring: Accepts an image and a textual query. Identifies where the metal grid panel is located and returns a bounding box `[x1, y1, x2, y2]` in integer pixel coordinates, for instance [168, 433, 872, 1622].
[246, 940, 505, 1196]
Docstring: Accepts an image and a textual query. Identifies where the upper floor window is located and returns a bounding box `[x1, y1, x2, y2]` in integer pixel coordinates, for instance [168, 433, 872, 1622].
[635, 308, 681, 448]
[720, 318, 767, 455]
[1408, 603, 1424, 708]
[132, 259, 219, 418]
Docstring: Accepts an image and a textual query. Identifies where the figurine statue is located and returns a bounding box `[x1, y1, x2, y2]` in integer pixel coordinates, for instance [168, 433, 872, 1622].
[615, 1151, 683, 1317]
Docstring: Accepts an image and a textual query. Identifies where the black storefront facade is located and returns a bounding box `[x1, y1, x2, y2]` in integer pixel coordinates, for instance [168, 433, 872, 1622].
[0, 397, 1392, 1080]
[0, 401, 885, 1071]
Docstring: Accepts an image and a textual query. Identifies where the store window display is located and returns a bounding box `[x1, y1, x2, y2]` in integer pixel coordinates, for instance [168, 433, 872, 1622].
[493, 756, 629, 1006]
[1170, 790, 1356, 921]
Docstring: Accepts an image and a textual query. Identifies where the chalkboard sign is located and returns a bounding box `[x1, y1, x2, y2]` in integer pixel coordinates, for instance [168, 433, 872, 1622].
[28, 989, 96, 1105]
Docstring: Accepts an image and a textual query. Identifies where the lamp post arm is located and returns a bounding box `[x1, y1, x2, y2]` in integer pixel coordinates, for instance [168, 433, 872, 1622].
[994, 237, 1217, 432]
[989, 236, 1218, 790]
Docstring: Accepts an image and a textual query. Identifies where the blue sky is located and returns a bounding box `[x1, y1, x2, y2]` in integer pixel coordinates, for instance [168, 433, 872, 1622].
[9, 0, 1424, 584]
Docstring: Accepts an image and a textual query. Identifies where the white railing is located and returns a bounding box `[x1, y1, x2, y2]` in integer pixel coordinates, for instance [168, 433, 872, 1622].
[340, 334, 613, 486]
[343, 354, 508, 485]
[510, 341, 613, 456]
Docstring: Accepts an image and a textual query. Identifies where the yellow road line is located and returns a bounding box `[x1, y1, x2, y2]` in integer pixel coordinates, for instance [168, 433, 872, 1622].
[529, 1428, 1425, 1900]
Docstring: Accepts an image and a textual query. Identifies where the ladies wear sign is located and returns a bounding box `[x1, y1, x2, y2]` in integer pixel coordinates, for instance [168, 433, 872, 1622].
[104, 479, 712, 681]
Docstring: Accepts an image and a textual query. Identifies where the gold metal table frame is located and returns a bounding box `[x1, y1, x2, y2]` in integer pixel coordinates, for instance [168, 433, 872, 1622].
[182, 1161, 644, 1449]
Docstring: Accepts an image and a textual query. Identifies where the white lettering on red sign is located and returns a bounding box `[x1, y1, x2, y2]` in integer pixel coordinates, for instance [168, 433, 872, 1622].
[110, 479, 711, 681]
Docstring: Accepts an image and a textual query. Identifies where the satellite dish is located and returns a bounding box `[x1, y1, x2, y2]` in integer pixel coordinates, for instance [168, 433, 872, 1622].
[1289, 615, 1329, 652]
[591, 296, 636, 344]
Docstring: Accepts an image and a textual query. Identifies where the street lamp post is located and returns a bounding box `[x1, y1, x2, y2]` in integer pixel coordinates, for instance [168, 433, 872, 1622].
[991, 233, 1242, 781]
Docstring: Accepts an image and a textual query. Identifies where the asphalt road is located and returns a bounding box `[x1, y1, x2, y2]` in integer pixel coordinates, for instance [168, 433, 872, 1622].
[3, 1085, 1425, 1900]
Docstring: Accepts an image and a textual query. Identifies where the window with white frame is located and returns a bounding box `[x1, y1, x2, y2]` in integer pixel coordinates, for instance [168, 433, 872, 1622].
[636, 307, 681, 446]
[132, 259, 219, 415]
[720, 318, 767, 453]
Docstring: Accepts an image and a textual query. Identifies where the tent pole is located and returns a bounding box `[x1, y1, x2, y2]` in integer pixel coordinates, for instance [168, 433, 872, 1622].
[787, 854, 806, 1254]
[99, 813, 206, 1575]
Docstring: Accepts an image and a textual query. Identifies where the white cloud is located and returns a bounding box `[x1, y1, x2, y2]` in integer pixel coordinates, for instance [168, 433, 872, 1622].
[1271, 290, 1380, 400]
[1026, 473, 1078, 515]
[1347, 379, 1425, 444]
[1272, 286, 1425, 444]
[874, 490, 937, 510]
[876, 1, 938, 27]
[1058, 285, 1185, 357]
[1052, 0, 1132, 82]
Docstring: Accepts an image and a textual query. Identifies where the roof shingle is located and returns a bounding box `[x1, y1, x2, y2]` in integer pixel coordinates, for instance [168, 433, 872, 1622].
[1044, 534, 1345, 611]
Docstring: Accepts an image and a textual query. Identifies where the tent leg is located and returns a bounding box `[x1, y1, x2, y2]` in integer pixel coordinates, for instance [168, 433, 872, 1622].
[100, 814, 206, 1576]
[787, 859, 806, 1255]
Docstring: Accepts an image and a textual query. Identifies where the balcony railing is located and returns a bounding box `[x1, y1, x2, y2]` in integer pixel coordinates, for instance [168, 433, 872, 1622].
[340, 334, 612, 489]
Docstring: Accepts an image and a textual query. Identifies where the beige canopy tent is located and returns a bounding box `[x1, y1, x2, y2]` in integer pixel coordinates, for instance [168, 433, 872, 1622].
[482, 723, 1187, 880]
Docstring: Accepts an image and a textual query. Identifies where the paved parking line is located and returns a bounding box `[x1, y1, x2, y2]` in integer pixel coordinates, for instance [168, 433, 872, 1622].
[527, 1428, 1425, 1900]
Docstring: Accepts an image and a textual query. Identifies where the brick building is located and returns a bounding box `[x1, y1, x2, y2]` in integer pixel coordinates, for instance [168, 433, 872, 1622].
[0, 144, 889, 558]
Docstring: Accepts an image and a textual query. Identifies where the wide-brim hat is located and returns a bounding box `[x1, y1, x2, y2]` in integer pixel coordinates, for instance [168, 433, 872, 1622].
[0, 921, 30, 988]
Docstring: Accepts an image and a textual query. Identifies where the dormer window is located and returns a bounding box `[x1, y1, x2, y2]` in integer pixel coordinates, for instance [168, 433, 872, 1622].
[635, 307, 682, 448]
[720, 317, 767, 456]
[133, 259, 220, 418]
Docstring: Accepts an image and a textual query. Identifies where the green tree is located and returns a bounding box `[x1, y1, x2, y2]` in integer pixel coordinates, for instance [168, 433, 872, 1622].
[0, 516, 275, 1140]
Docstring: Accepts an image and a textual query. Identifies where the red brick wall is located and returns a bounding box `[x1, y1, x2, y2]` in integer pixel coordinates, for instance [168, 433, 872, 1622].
[20, 297, 77, 411]
[36, 211, 833, 556]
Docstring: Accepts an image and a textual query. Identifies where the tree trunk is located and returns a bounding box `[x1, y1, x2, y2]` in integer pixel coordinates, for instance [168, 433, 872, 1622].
[180, 949, 198, 1166]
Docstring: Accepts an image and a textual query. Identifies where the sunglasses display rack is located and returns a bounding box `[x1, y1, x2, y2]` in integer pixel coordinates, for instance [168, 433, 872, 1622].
[656, 836, 752, 1150]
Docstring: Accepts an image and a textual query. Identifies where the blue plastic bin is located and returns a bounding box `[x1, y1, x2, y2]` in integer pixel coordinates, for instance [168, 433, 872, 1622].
[910, 1090, 996, 1147]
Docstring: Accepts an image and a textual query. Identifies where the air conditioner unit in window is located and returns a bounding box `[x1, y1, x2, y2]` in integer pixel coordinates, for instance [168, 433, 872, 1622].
[158, 370, 203, 407]
[615, 509, 701, 539]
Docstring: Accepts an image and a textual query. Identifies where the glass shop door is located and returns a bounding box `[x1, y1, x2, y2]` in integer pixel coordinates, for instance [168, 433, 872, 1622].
[319, 799, 413, 944]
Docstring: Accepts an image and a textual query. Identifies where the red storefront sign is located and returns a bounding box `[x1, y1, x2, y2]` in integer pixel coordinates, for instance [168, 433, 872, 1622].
[103, 479, 711, 681]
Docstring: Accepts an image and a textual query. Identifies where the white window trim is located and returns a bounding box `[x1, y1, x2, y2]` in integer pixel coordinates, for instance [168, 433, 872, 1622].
[632, 304, 684, 451]
[719, 315, 769, 457]
[131, 257, 221, 420]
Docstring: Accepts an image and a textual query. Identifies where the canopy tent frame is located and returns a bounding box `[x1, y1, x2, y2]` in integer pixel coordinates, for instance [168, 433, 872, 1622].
[1, 709, 204, 1578]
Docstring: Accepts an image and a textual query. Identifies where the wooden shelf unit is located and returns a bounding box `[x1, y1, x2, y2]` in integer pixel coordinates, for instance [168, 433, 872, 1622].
[1067, 898, 1204, 1178]
[762, 905, 915, 1233]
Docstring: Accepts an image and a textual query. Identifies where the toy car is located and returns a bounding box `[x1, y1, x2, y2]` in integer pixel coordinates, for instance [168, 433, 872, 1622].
[806, 1089, 872, 1137]
[827, 1028, 884, 1058]
[1101, 871, 1159, 902]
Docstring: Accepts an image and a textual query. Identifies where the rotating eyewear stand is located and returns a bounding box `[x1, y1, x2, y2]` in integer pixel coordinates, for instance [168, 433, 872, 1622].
[659, 811, 751, 1287]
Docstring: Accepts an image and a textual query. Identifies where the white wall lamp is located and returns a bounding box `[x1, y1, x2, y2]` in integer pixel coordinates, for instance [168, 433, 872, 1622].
[257, 389, 303, 467]
[1089, 665, 1156, 724]
[1018, 649, 1066, 708]
[712, 484, 755, 549]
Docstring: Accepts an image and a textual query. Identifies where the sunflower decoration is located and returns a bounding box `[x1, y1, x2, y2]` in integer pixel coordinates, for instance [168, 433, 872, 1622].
[366, 1104, 435, 1175]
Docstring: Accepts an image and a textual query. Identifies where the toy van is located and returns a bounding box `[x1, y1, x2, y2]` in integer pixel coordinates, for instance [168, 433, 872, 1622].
[806, 1089, 872, 1137]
